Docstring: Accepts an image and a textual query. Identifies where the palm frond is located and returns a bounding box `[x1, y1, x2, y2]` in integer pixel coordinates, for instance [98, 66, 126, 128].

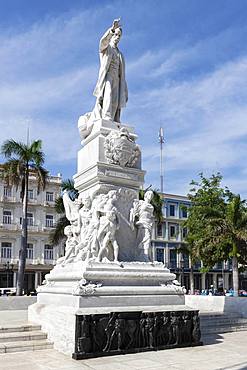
[49, 216, 69, 245]
[30, 140, 45, 166]
[34, 165, 48, 194]
[55, 196, 65, 214]
[1, 139, 27, 159]
[61, 179, 78, 200]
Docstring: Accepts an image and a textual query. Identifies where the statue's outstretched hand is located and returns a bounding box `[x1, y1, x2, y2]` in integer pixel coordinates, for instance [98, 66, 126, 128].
[112, 18, 121, 31]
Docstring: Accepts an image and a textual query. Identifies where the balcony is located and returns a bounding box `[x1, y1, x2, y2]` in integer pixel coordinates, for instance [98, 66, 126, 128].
[27, 198, 38, 205]
[43, 201, 55, 207]
[0, 223, 18, 231]
[27, 225, 39, 232]
[42, 225, 55, 232]
[0, 196, 18, 203]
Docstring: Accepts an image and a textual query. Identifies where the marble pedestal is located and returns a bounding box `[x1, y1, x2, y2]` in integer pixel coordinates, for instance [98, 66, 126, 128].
[28, 261, 199, 355]
[28, 118, 202, 357]
[74, 119, 145, 199]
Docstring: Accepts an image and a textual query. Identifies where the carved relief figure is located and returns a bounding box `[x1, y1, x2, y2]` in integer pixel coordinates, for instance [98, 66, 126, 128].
[97, 191, 120, 262]
[130, 190, 154, 261]
[77, 196, 92, 241]
[57, 225, 78, 265]
[63, 190, 81, 240]
[192, 313, 201, 343]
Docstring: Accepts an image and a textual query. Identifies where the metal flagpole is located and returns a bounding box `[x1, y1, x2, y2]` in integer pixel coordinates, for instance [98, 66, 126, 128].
[158, 127, 164, 193]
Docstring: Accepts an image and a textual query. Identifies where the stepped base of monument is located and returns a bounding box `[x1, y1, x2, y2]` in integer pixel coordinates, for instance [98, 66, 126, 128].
[28, 261, 202, 356]
[28, 303, 202, 357]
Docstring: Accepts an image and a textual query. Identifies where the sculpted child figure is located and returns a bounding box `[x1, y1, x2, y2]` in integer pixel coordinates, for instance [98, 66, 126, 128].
[57, 225, 78, 265]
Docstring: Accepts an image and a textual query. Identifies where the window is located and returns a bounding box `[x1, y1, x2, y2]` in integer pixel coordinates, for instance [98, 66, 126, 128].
[1, 242, 12, 259]
[27, 213, 34, 226]
[46, 192, 54, 202]
[45, 215, 54, 228]
[193, 260, 201, 270]
[3, 210, 11, 224]
[182, 253, 189, 269]
[169, 249, 177, 269]
[156, 248, 164, 263]
[27, 243, 33, 260]
[169, 204, 175, 217]
[4, 186, 12, 197]
[182, 227, 188, 239]
[215, 262, 223, 270]
[44, 245, 53, 260]
[28, 189, 34, 199]
[181, 206, 188, 218]
[169, 225, 177, 239]
[156, 223, 163, 238]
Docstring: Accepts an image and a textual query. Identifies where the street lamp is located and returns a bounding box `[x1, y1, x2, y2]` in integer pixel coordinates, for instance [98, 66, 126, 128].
[3, 261, 14, 288]
[180, 255, 185, 288]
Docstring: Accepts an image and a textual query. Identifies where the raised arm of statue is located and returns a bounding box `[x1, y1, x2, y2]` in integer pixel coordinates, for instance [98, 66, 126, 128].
[99, 19, 121, 53]
[99, 28, 114, 53]
[63, 190, 80, 223]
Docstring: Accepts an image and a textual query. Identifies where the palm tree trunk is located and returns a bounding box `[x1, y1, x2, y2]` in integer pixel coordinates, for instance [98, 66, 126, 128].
[17, 166, 29, 296]
[189, 257, 194, 294]
[232, 255, 239, 297]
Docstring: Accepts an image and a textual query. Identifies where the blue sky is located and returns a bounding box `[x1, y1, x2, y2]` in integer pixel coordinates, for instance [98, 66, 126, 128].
[1, 0, 247, 197]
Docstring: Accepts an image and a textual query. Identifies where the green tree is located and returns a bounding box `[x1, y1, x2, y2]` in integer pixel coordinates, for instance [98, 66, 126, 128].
[49, 179, 78, 245]
[184, 173, 247, 296]
[1, 139, 48, 295]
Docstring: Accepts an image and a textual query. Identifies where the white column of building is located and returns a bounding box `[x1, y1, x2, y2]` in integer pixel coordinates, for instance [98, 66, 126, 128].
[13, 272, 17, 287]
[224, 272, 229, 290]
[213, 272, 217, 289]
[35, 271, 40, 289]
[201, 273, 206, 290]
[165, 243, 169, 268]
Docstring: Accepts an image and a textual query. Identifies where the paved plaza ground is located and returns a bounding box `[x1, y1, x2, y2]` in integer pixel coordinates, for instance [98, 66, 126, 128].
[1, 331, 247, 369]
[1, 310, 247, 370]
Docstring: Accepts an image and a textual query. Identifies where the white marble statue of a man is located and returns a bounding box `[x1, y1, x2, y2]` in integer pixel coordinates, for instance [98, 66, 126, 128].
[93, 18, 128, 122]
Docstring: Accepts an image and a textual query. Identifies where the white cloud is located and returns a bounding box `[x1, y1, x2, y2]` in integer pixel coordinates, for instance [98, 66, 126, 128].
[131, 54, 247, 197]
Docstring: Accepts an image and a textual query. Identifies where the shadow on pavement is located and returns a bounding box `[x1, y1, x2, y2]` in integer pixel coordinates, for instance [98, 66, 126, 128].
[219, 361, 247, 370]
[201, 333, 224, 346]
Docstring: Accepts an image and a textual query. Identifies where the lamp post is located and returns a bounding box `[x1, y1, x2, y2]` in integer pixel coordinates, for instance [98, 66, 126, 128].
[180, 255, 185, 288]
[4, 261, 14, 288]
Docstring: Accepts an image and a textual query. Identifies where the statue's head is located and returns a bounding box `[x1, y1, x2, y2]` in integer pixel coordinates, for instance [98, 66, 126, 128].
[144, 190, 154, 203]
[108, 190, 118, 200]
[112, 27, 122, 46]
[80, 195, 91, 209]
[64, 225, 73, 237]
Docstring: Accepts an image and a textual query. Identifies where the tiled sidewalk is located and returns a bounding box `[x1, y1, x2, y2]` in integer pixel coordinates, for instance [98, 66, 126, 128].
[0, 331, 247, 370]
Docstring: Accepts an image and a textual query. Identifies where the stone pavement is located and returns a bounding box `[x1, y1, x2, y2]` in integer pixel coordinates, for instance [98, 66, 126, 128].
[0, 310, 27, 326]
[0, 331, 247, 370]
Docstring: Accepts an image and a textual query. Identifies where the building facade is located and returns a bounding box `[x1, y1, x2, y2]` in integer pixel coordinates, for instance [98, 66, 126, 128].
[0, 170, 63, 293]
[151, 193, 234, 292]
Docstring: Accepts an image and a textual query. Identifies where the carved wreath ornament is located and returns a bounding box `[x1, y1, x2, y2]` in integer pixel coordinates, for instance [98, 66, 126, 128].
[104, 128, 140, 167]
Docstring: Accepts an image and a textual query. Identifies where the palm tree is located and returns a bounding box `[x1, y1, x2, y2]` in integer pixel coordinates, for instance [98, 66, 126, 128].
[211, 195, 247, 296]
[1, 139, 48, 295]
[49, 179, 78, 245]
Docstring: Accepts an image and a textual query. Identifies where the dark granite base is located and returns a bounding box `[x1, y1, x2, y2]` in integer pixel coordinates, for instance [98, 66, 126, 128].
[72, 310, 202, 360]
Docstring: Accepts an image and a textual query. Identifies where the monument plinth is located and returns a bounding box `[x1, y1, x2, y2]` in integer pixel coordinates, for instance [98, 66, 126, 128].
[29, 19, 201, 359]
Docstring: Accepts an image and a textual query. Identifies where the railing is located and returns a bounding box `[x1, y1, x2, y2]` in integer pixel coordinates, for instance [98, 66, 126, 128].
[0, 223, 18, 231]
[0, 196, 17, 203]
